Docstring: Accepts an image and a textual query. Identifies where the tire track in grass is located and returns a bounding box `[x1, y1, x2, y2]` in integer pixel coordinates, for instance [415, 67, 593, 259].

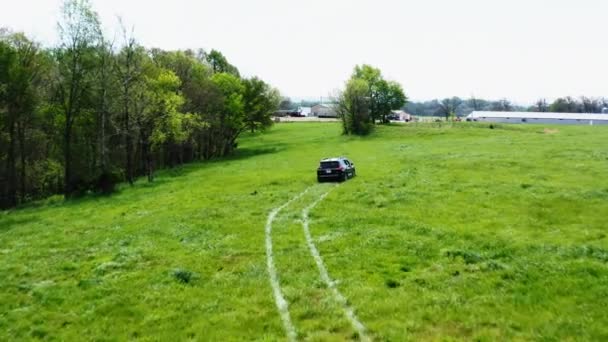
[265, 187, 311, 341]
[301, 186, 370, 342]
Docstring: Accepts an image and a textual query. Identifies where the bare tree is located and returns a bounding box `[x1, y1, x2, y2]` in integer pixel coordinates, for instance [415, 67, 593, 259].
[115, 19, 143, 185]
[95, 35, 115, 173]
[580, 96, 600, 113]
[438, 97, 462, 120]
[470, 95, 480, 111]
[491, 99, 512, 112]
[534, 98, 548, 112]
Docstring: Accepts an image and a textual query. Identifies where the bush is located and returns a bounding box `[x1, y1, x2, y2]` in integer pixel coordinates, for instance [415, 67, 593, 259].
[28, 159, 63, 200]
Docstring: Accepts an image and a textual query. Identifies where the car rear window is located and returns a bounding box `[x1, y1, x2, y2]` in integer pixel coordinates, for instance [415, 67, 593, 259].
[320, 161, 340, 169]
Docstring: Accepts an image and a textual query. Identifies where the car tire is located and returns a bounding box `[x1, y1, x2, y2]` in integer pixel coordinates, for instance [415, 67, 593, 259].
[342, 173, 348, 182]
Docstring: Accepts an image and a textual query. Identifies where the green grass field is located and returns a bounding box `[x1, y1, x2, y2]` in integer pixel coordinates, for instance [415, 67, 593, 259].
[1, 122, 608, 341]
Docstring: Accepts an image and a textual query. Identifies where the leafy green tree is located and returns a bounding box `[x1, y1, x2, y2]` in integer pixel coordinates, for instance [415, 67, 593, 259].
[150, 49, 211, 89]
[0, 32, 45, 206]
[0, 0, 282, 208]
[210, 73, 245, 156]
[150, 48, 217, 164]
[54, 0, 101, 196]
[205, 49, 240, 77]
[351, 64, 407, 124]
[137, 67, 186, 181]
[375, 80, 407, 123]
[242, 77, 280, 133]
[0, 37, 17, 207]
[336, 78, 372, 135]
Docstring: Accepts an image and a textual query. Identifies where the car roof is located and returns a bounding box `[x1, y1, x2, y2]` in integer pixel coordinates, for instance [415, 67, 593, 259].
[320, 157, 349, 162]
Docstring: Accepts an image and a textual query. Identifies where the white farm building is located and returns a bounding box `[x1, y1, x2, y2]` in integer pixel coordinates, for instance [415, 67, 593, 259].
[311, 104, 338, 118]
[466, 111, 608, 125]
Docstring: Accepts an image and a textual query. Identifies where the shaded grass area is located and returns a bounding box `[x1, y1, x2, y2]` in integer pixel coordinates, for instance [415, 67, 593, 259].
[1, 122, 607, 340]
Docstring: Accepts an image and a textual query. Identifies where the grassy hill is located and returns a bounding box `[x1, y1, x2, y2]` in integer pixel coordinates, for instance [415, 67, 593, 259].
[1, 122, 607, 341]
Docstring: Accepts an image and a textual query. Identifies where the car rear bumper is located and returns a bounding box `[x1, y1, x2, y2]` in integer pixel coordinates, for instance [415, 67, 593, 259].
[317, 172, 344, 180]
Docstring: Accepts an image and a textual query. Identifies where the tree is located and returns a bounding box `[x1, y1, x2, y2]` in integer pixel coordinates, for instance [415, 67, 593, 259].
[0, 1, 282, 208]
[490, 99, 513, 112]
[210, 73, 245, 156]
[469, 96, 481, 111]
[549, 97, 579, 113]
[279, 97, 293, 110]
[375, 80, 407, 123]
[352, 64, 381, 122]
[1, 32, 45, 206]
[0, 37, 17, 207]
[242, 77, 280, 133]
[93, 35, 115, 176]
[205, 49, 240, 77]
[336, 78, 372, 135]
[438, 97, 463, 120]
[148, 48, 212, 164]
[534, 98, 548, 112]
[137, 67, 186, 181]
[351, 64, 407, 123]
[55, 0, 101, 196]
[115, 25, 145, 185]
[580, 96, 600, 113]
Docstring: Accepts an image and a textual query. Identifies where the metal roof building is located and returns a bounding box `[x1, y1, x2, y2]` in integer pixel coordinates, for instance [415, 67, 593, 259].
[311, 103, 338, 118]
[466, 111, 608, 125]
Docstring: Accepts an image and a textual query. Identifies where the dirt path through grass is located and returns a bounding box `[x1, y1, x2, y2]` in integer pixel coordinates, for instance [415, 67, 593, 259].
[265, 187, 311, 341]
[266, 184, 369, 340]
[301, 186, 370, 341]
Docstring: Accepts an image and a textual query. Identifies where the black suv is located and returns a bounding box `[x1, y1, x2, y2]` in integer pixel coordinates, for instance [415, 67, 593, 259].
[317, 157, 356, 182]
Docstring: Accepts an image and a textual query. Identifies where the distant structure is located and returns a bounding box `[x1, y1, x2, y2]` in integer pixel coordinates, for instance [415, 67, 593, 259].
[466, 111, 608, 125]
[391, 110, 414, 122]
[311, 103, 338, 118]
[298, 106, 312, 117]
[602, 107, 608, 114]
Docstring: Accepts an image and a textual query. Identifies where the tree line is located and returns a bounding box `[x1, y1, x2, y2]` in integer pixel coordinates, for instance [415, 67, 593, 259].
[0, 0, 280, 209]
[406, 96, 608, 120]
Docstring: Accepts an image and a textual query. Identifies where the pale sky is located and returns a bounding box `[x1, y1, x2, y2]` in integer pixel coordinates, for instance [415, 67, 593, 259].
[1, 0, 607, 103]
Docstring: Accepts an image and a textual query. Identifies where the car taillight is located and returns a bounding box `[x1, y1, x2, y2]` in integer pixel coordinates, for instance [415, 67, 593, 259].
[338, 167, 345, 171]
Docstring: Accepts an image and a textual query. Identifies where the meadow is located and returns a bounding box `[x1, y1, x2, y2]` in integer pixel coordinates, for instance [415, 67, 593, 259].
[1, 122, 607, 341]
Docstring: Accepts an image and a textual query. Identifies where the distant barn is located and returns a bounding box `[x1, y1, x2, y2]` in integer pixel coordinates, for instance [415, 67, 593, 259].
[311, 104, 338, 118]
[466, 111, 608, 125]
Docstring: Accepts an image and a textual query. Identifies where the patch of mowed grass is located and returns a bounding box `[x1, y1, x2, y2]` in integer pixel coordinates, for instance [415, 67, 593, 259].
[0, 122, 607, 340]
